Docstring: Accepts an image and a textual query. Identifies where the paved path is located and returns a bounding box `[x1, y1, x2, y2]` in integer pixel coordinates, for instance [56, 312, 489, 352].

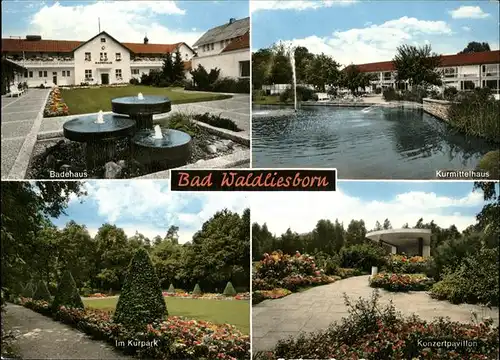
[3, 303, 129, 359]
[1, 89, 50, 179]
[252, 275, 499, 352]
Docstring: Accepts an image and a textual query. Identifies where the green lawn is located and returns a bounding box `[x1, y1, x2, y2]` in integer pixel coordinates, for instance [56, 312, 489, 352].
[83, 296, 250, 334]
[61, 86, 232, 115]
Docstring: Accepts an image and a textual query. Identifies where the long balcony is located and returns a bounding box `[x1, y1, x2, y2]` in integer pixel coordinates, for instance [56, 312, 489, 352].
[131, 58, 163, 67]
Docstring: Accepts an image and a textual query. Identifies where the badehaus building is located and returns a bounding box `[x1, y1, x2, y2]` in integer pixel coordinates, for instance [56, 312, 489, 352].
[1, 31, 195, 87]
[356, 50, 500, 96]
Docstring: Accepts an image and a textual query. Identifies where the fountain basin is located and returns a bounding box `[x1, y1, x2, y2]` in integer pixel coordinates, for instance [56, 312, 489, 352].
[63, 114, 136, 168]
[132, 129, 192, 171]
[112, 95, 171, 130]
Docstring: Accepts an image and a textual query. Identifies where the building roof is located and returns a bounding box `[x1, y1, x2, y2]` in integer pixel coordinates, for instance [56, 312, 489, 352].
[192, 17, 249, 48]
[1, 33, 190, 55]
[221, 32, 249, 53]
[355, 50, 500, 72]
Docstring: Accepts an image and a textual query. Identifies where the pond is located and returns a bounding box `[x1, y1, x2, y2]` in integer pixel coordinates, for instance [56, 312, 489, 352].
[252, 105, 496, 179]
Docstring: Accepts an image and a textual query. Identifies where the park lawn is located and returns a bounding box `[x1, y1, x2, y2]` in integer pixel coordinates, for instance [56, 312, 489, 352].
[61, 86, 232, 115]
[83, 296, 250, 334]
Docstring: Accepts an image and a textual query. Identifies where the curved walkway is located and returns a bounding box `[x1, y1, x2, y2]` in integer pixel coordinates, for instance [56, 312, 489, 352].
[252, 275, 499, 352]
[3, 303, 129, 359]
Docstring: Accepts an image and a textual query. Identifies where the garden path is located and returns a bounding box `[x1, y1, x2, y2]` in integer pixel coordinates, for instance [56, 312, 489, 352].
[1, 89, 51, 179]
[252, 275, 499, 352]
[3, 303, 130, 359]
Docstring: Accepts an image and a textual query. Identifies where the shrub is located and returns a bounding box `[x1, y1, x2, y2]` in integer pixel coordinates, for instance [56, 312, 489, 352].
[114, 248, 167, 329]
[223, 281, 236, 296]
[374, 87, 382, 94]
[190, 64, 220, 90]
[167, 283, 175, 294]
[369, 273, 435, 292]
[192, 283, 202, 295]
[443, 86, 458, 101]
[477, 150, 499, 180]
[192, 112, 242, 132]
[335, 267, 365, 279]
[22, 281, 36, 298]
[252, 289, 291, 305]
[33, 280, 52, 302]
[279, 86, 316, 103]
[164, 113, 198, 136]
[211, 78, 250, 94]
[383, 87, 399, 101]
[313, 252, 339, 275]
[448, 88, 499, 142]
[80, 287, 92, 297]
[254, 291, 499, 360]
[339, 243, 387, 272]
[129, 78, 139, 85]
[384, 254, 434, 275]
[52, 270, 84, 312]
[430, 247, 498, 306]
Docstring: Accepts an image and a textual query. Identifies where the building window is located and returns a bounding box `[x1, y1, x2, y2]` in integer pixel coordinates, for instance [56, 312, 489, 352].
[485, 79, 499, 90]
[383, 72, 391, 81]
[62, 71, 66, 77]
[116, 52, 121, 61]
[43, 71, 48, 77]
[482, 64, 498, 76]
[101, 37, 106, 43]
[132, 69, 139, 75]
[185, 54, 188, 60]
[100, 52, 108, 61]
[67, 70, 71, 77]
[115, 69, 122, 79]
[24, 71, 28, 78]
[211, 43, 214, 50]
[85, 69, 92, 79]
[239, 60, 250, 77]
[443, 67, 457, 78]
[29, 71, 33, 78]
[85, 52, 91, 61]
[39, 71, 43, 77]
[461, 80, 475, 90]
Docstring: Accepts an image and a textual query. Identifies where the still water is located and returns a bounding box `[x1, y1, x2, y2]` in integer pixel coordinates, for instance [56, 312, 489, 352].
[252, 105, 496, 179]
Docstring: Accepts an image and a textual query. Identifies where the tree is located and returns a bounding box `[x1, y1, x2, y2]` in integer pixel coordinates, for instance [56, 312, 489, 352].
[374, 221, 383, 231]
[311, 219, 344, 254]
[51, 270, 84, 312]
[190, 64, 220, 90]
[114, 248, 166, 328]
[172, 48, 185, 84]
[459, 42, 490, 54]
[340, 65, 373, 95]
[192, 283, 202, 295]
[165, 225, 179, 244]
[223, 281, 236, 296]
[383, 219, 392, 230]
[269, 42, 292, 84]
[167, 283, 175, 293]
[252, 222, 276, 260]
[345, 220, 367, 245]
[161, 52, 173, 85]
[294, 46, 314, 83]
[393, 44, 442, 88]
[252, 48, 274, 89]
[306, 54, 341, 91]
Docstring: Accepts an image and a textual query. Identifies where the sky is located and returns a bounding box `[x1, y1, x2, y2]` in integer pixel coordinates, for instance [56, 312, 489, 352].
[250, 181, 494, 236]
[1, 1, 249, 46]
[51, 180, 494, 243]
[51, 180, 249, 244]
[251, 0, 500, 66]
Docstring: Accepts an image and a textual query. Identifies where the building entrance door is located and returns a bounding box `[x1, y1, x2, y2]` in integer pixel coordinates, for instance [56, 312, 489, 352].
[101, 73, 109, 85]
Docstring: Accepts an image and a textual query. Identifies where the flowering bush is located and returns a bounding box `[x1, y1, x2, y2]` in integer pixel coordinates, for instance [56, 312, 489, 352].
[87, 293, 108, 298]
[369, 273, 435, 292]
[253, 289, 291, 305]
[43, 87, 69, 117]
[161, 292, 249, 301]
[253, 251, 336, 293]
[385, 254, 434, 275]
[253, 292, 499, 360]
[19, 298, 250, 359]
[335, 267, 366, 279]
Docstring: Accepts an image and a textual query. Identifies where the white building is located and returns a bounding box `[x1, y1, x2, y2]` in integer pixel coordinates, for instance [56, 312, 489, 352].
[366, 229, 432, 258]
[354, 50, 500, 96]
[191, 17, 250, 80]
[1, 31, 195, 87]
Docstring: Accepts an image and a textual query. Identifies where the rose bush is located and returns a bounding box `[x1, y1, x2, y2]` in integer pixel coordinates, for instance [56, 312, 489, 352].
[43, 87, 69, 117]
[18, 297, 250, 359]
[385, 254, 434, 275]
[253, 289, 292, 305]
[369, 273, 435, 292]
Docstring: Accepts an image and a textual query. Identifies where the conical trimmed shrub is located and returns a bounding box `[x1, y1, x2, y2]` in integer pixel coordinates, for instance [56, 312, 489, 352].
[223, 281, 237, 296]
[167, 283, 175, 293]
[22, 281, 36, 298]
[114, 248, 167, 328]
[52, 271, 84, 312]
[192, 283, 202, 295]
[33, 280, 52, 301]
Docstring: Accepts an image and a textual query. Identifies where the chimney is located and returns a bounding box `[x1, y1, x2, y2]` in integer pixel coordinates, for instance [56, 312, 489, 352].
[229, 18, 236, 24]
[144, 34, 149, 44]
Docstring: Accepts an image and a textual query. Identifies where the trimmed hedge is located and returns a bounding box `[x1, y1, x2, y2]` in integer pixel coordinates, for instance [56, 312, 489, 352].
[114, 248, 167, 328]
[369, 273, 435, 292]
[33, 280, 52, 301]
[52, 271, 84, 312]
[223, 281, 237, 296]
[167, 283, 175, 294]
[192, 283, 202, 295]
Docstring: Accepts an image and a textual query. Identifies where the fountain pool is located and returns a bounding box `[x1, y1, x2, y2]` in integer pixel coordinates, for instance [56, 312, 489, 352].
[252, 105, 496, 179]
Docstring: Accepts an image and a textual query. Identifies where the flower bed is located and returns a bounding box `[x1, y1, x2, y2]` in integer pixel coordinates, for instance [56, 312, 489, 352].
[253, 251, 337, 293]
[369, 273, 435, 292]
[87, 293, 108, 298]
[252, 289, 291, 305]
[43, 87, 69, 117]
[385, 254, 433, 275]
[17, 297, 250, 359]
[335, 267, 366, 279]
[161, 291, 250, 301]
